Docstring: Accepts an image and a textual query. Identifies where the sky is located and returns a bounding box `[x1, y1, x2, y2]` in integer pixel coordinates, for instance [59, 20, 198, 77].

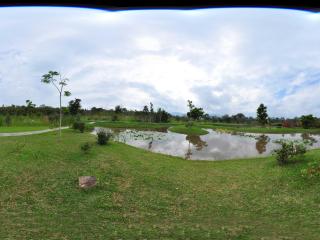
[0, 7, 320, 117]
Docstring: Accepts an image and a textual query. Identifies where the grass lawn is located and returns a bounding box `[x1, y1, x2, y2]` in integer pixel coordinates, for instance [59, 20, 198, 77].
[169, 125, 209, 136]
[0, 126, 50, 133]
[1, 130, 320, 239]
[198, 123, 320, 134]
[93, 120, 179, 130]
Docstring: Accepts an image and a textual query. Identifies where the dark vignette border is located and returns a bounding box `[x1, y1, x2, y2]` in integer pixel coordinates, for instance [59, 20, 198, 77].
[1, 0, 320, 13]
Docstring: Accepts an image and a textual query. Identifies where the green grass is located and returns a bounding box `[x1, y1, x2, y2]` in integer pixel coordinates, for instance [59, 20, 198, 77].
[1, 130, 320, 239]
[93, 120, 179, 130]
[169, 125, 209, 136]
[0, 126, 50, 133]
[198, 123, 320, 134]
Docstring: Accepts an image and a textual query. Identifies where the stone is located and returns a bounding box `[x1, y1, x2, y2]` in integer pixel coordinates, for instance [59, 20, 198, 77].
[79, 176, 97, 189]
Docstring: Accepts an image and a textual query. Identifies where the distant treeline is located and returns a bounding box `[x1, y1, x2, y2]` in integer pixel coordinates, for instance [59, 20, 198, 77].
[0, 103, 319, 129]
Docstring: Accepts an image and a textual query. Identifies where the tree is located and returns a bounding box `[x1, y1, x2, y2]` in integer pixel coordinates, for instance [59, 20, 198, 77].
[232, 113, 246, 123]
[154, 108, 170, 123]
[186, 100, 204, 121]
[142, 105, 149, 121]
[114, 105, 122, 114]
[25, 99, 36, 115]
[68, 98, 81, 116]
[41, 71, 71, 137]
[149, 102, 154, 122]
[256, 103, 268, 126]
[26, 99, 36, 108]
[300, 114, 316, 129]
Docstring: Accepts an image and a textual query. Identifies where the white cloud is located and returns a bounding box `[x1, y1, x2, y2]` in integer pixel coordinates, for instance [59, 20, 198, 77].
[0, 7, 319, 117]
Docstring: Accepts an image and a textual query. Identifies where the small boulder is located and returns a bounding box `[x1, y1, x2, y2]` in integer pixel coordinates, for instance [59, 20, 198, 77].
[79, 176, 97, 189]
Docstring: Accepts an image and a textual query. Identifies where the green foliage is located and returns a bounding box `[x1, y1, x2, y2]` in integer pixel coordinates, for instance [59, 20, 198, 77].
[154, 108, 170, 123]
[187, 100, 204, 120]
[273, 140, 308, 165]
[68, 98, 82, 116]
[114, 105, 122, 114]
[300, 114, 316, 129]
[80, 142, 92, 154]
[4, 115, 12, 126]
[73, 121, 85, 133]
[96, 128, 112, 145]
[256, 103, 268, 125]
[64, 91, 71, 97]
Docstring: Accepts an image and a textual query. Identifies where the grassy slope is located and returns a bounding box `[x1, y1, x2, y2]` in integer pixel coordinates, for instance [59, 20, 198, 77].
[0, 126, 49, 133]
[198, 123, 320, 134]
[169, 125, 209, 136]
[1, 130, 320, 239]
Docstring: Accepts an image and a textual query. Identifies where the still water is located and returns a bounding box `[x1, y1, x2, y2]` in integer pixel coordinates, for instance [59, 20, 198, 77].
[93, 128, 320, 160]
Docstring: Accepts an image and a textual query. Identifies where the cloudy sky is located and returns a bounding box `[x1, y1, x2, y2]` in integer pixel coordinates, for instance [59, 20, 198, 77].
[0, 7, 320, 117]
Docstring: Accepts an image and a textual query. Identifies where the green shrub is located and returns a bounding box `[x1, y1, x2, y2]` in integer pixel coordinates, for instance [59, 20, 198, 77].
[78, 122, 85, 133]
[80, 142, 92, 154]
[111, 115, 119, 121]
[273, 140, 307, 165]
[96, 128, 112, 145]
[73, 121, 85, 133]
[72, 121, 80, 130]
[301, 161, 320, 178]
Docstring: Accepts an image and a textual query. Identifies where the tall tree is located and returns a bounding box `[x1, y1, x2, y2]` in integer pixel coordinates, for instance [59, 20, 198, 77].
[256, 103, 268, 126]
[68, 98, 82, 116]
[186, 100, 204, 121]
[142, 105, 149, 122]
[300, 114, 316, 129]
[25, 99, 36, 115]
[114, 105, 122, 114]
[149, 102, 154, 122]
[41, 71, 71, 137]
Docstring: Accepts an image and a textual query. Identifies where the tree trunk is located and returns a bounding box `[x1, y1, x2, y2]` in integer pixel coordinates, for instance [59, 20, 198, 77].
[59, 91, 62, 138]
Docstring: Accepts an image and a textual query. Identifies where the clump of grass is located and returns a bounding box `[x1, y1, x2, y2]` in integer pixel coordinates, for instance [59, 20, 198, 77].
[80, 142, 92, 154]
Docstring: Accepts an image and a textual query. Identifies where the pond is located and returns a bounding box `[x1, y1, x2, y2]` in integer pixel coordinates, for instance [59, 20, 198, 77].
[93, 127, 320, 160]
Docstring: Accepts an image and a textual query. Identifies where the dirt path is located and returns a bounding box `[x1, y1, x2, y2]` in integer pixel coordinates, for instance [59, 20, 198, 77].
[0, 127, 70, 137]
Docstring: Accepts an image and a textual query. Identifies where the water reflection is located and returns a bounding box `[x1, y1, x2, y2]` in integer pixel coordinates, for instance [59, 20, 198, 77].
[301, 133, 317, 145]
[186, 135, 208, 151]
[255, 135, 270, 154]
[92, 128, 320, 161]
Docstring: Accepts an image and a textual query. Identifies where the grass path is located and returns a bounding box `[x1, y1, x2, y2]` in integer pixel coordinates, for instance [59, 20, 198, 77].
[0, 130, 319, 239]
[0, 126, 69, 136]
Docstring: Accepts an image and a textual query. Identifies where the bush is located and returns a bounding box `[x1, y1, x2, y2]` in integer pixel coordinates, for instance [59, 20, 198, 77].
[80, 142, 92, 154]
[73, 121, 85, 133]
[301, 161, 320, 178]
[78, 122, 85, 133]
[96, 128, 112, 145]
[111, 115, 118, 121]
[273, 140, 308, 165]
